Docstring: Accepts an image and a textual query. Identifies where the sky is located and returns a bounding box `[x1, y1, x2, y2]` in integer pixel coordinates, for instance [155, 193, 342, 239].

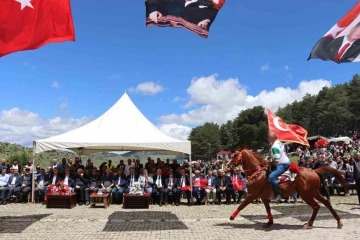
[1, 0, 360, 146]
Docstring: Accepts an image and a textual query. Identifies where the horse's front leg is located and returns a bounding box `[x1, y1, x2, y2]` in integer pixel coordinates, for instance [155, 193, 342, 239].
[261, 197, 273, 228]
[229, 194, 258, 221]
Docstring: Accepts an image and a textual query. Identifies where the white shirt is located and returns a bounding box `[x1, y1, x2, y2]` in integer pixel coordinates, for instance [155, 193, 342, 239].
[181, 176, 185, 187]
[130, 175, 135, 187]
[52, 175, 57, 185]
[64, 175, 69, 185]
[157, 176, 162, 187]
[11, 176, 17, 185]
[12, 165, 19, 170]
[271, 140, 290, 164]
[337, 36, 354, 59]
[168, 176, 173, 187]
[207, 177, 212, 186]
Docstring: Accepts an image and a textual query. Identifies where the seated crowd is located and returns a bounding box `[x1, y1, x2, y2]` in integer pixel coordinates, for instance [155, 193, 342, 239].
[0, 157, 247, 206]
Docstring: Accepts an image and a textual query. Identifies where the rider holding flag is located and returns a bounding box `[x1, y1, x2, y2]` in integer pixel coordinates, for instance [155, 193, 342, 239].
[267, 132, 290, 203]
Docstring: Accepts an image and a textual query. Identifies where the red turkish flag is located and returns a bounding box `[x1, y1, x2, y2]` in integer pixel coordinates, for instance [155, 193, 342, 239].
[266, 108, 309, 146]
[0, 0, 75, 57]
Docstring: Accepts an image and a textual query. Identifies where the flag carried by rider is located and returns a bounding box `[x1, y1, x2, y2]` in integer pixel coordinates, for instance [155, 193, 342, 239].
[266, 108, 309, 146]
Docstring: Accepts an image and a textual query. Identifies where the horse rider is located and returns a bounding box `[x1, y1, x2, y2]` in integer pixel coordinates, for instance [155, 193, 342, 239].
[267, 132, 290, 203]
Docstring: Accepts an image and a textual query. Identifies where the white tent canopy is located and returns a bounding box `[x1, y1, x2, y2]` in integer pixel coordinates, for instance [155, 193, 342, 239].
[328, 136, 352, 144]
[33, 92, 191, 155]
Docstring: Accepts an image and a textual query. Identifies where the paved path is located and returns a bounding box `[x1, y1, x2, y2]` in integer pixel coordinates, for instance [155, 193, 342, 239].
[0, 195, 360, 240]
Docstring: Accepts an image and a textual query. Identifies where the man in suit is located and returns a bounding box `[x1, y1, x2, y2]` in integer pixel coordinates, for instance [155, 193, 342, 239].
[164, 169, 178, 205]
[73, 169, 88, 205]
[63, 169, 75, 188]
[192, 170, 206, 205]
[112, 168, 127, 204]
[14, 168, 32, 203]
[35, 168, 50, 203]
[0, 168, 21, 204]
[204, 169, 216, 204]
[126, 167, 139, 192]
[177, 168, 191, 205]
[85, 169, 100, 205]
[309, 22, 360, 63]
[216, 169, 232, 204]
[138, 169, 153, 194]
[152, 168, 165, 206]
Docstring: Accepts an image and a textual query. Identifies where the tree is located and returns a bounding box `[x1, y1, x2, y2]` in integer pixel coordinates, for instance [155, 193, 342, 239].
[229, 106, 268, 150]
[188, 122, 221, 160]
[347, 74, 360, 130]
[219, 120, 233, 150]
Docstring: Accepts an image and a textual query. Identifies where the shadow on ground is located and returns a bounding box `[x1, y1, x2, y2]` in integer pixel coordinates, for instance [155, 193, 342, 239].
[214, 221, 333, 231]
[0, 214, 52, 233]
[103, 211, 188, 232]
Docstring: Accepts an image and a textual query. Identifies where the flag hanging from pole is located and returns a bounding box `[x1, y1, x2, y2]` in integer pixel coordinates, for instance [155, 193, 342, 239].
[0, 0, 75, 57]
[145, 0, 226, 38]
[266, 108, 309, 146]
[307, 2, 360, 64]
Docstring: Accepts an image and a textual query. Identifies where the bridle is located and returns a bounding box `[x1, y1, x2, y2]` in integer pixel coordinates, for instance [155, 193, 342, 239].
[231, 149, 266, 181]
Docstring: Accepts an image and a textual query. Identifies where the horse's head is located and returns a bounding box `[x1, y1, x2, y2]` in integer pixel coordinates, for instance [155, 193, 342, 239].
[231, 148, 265, 169]
[231, 149, 243, 166]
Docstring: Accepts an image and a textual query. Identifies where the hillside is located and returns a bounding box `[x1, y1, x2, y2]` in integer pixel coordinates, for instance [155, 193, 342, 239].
[0, 142, 178, 168]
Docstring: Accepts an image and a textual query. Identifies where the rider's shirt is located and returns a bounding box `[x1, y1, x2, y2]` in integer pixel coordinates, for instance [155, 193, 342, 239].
[271, 140, 290, 165]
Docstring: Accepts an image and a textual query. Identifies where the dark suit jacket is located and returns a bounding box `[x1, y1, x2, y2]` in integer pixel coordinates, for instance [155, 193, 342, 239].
[153, 175, 166, 188]
[114, 174, 128, 188]
[177, 175, 190, 188]
[7, 174, 22, 187]
[126, 174, 139, 186]
[62, 175, 75, 187]
[309, 36, 360, 63]
[49, 174, 62, 186]
[216, 175, 232, 189]
[164, 175, 177, 188]
[36, 174, 50, 187]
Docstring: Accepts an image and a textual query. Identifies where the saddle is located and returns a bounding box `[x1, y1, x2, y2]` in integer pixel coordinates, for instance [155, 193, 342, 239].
[278, 171, 297, 183]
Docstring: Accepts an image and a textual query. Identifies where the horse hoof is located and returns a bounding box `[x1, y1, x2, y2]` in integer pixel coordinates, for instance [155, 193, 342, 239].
[337, 221, 343, 229]
[302, 223, 312, 230]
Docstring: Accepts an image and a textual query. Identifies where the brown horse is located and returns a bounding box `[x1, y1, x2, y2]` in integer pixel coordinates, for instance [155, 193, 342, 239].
[228, 149, 348, 229]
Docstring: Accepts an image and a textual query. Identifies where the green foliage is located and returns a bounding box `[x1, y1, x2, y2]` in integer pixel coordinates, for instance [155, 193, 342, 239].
[189, 74, 360, 155]
[188, 122, 221, 160]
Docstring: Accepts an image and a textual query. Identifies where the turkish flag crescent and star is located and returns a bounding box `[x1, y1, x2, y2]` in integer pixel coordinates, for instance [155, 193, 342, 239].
[266, 108, 309, 146]
[0, 0, 75, 57]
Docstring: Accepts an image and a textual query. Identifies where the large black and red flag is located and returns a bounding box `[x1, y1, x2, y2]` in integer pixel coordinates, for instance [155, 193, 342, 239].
[0, 0, 75, 57]
[308, 2, 360, 64]
[145, 0, 226, 38]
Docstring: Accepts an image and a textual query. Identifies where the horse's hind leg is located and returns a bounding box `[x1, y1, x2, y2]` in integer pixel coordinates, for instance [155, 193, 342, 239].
[261, 197, 273, 228]
[301, 196, 320, 229]
[314, 191, 343, 229]
[229, 194, 257, 221]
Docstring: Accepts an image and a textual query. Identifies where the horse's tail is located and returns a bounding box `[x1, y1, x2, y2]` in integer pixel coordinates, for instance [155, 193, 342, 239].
[314, 166, 348, 194]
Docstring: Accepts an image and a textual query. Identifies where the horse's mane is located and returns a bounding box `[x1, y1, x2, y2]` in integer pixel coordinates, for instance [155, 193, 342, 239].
[247, 150, 269, 170]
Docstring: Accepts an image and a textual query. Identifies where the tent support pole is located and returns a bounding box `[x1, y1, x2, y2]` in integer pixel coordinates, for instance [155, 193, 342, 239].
[189, 154, 193, 203]
[31, 142, 36, 204]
